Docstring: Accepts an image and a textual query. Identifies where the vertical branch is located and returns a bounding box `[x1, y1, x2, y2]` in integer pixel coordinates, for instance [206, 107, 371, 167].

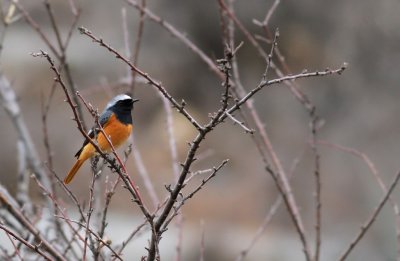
[29, 174, 86, 259]
[215, 4, 313, 257]
[161, 96, 180, 182]
[95, 147, 133, 259]
[0, 74, 55, 218]
[199, 220, 205, 261]
[122, 7, 132, 83]
[122, 8, 159, 209]
[131, 135, 159, 208]
[92, 167, 105, 260]
[125, 0, 223, 78]
[130, 0, 146, 94]
[41, 92, 55, 172]
[13, 0, 86, 130]
[43, 0, 64, 51]
[34, 52, 153, 236]
[83, 164, 98, 261]
[236, 148, 305, 261]
[40, 92, 60, 225]
[318, 140, 400, 260]
[310, 109, 322, 261]
[15, 140, 31, 211]
[158, 91, 182, 261]
[0, 185, 66, 260]
[76, 92, 148, 212]
[0, 2, 12, 59]
[253, 0, 281, 27]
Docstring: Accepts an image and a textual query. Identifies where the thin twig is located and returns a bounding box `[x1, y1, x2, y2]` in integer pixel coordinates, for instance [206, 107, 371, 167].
[218, 65, 347, 123]
[252, 0, 281, 27]
[226, 112, 254, 133]
[0, 73, 55, 220]
[0, 223, 54, 261]
[83, 168, 97, 261]
[157, 89, 182, 261]
[131, 134, 159, 209]
[11, 0, 60, 58]
[33, 51, 152, 222]
[310, 109, 322, 261]
[76, 92, 147, 211]
[2, 223, 23, 261]
[0, 184, 66, 260]
[113, 220, 148, 260]
[161, 159, 229, 232]
[15, 140, 31, 211]
[56, 216, 123, 261]
[30, 174, 86, 255]
[125, 0, 223, 79]
[200, 220, 205, 261]
[78, 26, 204, 132]
[128, 0, 146, 94]
[339, 170, 400, 260]
[13, 0, 86, 130]
[236, 147, 306, 261]
[318, 140, 400, 259]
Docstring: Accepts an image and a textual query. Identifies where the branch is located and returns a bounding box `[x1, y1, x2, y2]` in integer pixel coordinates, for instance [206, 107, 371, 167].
[78, 27, 204, 132]
[56, 216, 123, 261]
[318, 140, 400, 259]
[0, 184, 66, 260]
[0, 223, 53, 261]
[339, 170, 400, 260]
[125, 0, 223, 79]
[76, 92, 148, 213]
[0, 73, 55, 216]
[162, 159, 229, 231]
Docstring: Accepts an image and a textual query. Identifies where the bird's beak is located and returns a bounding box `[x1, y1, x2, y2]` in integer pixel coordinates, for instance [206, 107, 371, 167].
[132, 98, 139, 103]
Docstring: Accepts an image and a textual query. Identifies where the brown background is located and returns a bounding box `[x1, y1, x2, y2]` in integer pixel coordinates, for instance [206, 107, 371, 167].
[1, 0, 400, 260]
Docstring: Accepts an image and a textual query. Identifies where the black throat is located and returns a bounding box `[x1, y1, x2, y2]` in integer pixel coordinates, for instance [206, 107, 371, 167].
[109, 100, 133, 125]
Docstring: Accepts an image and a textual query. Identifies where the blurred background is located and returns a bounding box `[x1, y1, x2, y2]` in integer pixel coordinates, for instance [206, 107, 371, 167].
[1, 0, 400, 260]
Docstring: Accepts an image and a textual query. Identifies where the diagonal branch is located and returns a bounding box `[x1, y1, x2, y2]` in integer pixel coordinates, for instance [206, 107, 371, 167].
[339, 170, 400, 260]
[78, 27, 204, 132]
[32, 51, 152, 221]
[0, 223, 53, 261]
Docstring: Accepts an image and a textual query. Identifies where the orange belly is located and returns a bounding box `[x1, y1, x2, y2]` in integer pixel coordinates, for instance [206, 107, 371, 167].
[79, 114, 132, 161]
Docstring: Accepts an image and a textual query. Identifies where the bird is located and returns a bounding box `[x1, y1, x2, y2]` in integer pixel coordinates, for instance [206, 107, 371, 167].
[64, 94, 138, 184]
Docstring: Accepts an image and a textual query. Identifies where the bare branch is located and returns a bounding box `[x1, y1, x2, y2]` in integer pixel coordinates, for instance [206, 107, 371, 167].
[56, 216, 123, 261]
[131, 134, 159, 209]
[124, 0, 222, 78]
[0, 73, 55, 216]
[0, 222, 54, 261]
[161, 159, 229, 232]
[78, 26, 204, 132]
[339, 170, 400, 260]
[253, 0, 281, 27]
[0, 184, 66, 260]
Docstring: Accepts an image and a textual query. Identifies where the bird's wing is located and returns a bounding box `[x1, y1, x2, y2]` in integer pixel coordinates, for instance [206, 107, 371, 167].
[74, 110, 113, 158]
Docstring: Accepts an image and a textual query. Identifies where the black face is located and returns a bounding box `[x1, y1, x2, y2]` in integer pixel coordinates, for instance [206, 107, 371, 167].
[115, 99, 134, 111]
[110, 98, 138, 124]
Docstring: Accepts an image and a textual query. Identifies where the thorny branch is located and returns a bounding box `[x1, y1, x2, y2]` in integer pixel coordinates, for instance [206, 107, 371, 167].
[75, 22, 348, 260]
[78, 26, 204, 132]
[5, 2, 394, 261]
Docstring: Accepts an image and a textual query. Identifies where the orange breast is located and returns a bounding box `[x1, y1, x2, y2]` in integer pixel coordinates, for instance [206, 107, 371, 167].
[98, 113, 133, 151]
[78, 113, 132, 161]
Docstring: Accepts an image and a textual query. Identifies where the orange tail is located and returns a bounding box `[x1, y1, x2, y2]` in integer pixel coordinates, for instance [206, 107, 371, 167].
[64, 159, 85, 184]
